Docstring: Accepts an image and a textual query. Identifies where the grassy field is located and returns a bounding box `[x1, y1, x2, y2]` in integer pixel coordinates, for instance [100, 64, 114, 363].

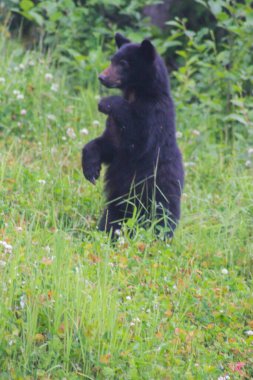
[0, 38, 253, 379]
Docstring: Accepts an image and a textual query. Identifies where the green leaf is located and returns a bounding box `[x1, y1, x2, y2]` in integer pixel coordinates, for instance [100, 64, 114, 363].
[49, 11, 62, 22]
[20, 0, 34, 12]
[185, 30, 195, 39]
[224, 114, 248, 125]
[166, 20, 184, 29]
[164, 41, 182, 48]
[208, 0, 222, 16]
[28, 10, 44, 26]
[195, 0, 207, 7]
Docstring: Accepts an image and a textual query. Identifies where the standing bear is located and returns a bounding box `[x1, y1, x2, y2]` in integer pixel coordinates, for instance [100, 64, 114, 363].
[82, 33, 184, 237]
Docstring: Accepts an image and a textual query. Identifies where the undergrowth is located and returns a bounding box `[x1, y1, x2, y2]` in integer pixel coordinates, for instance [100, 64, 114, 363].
[0, 37, 253, 379]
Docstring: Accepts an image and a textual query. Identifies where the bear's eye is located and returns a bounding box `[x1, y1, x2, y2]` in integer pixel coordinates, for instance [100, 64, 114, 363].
[119, 60, 129, 69]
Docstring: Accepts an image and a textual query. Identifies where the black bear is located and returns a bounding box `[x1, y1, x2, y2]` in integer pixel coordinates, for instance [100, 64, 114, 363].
[82, 33, 184, 238]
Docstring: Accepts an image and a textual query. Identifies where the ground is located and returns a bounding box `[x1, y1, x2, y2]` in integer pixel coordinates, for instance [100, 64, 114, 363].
[0, 40, 253, 379]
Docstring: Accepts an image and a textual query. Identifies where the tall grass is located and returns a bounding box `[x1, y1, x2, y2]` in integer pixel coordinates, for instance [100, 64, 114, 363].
[0, 38, 253, 379]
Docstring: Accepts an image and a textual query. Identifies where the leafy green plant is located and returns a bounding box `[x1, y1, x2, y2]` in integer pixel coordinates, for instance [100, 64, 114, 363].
[165, 0, 253, 142]
[5, 0, 154, 82]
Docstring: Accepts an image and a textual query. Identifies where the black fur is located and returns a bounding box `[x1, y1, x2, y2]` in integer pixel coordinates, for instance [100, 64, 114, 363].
[82, 34, 184, 237]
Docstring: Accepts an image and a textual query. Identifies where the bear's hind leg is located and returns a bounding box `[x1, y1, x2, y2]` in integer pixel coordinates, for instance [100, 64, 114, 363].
[154, 200, 180, 239]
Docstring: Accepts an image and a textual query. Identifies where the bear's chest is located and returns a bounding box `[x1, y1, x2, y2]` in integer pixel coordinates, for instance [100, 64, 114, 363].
[106, 115, 124, 149]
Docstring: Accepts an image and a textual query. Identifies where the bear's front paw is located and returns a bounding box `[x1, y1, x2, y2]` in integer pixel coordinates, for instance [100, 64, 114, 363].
[98, 97, 112, 115]
[82, 159, 101, 185]
[82, 145, 101, 185]
[98, 96, 123, 115]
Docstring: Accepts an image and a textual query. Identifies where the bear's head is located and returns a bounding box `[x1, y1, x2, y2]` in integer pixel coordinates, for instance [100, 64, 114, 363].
[98, 33, 157, 90]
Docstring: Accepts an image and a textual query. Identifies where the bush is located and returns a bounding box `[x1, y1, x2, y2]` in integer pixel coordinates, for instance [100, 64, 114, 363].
[167, 0, 253, 142]
[2, 0, 253, 142]
[4, 0, 154, 81]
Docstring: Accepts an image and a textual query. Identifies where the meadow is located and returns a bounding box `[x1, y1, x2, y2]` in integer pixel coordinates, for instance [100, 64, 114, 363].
[0, 37, 253, 379]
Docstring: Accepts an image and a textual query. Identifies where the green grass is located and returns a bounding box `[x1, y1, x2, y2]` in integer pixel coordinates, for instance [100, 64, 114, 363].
[0, 38, 253, 380]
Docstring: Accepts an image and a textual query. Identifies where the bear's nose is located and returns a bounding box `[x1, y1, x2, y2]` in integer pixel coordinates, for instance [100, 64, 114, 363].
[98, 74, 106, 84]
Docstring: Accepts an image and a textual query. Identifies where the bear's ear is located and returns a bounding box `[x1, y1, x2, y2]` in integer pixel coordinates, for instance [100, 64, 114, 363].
[140, 39, 156, 62]
[115, 33, 131, 48]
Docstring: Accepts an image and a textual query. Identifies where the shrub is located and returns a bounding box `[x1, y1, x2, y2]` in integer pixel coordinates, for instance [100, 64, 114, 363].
[167, 0, 253, 142]
[5, 0, 154, 81]
[3, 0, 253, 142]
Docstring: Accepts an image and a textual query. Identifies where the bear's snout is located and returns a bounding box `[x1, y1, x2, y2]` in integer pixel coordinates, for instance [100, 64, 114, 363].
[98, 73, 107, 85]
[98, 65, 121, 88]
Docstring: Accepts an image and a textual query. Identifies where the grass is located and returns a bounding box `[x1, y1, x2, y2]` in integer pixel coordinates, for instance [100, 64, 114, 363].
[0, 37, 253, 379]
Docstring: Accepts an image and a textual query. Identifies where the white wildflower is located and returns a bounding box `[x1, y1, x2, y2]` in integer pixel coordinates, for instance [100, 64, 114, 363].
[126, 296, 132, 301]
[38, 179, 46, 185]
[51, 83, 59, 92]
[176, 131, 183, 139]
[245, 160, 251, 168]
[0, 241, 13, 254]
[118, 237, 125, 245]
[62, 136, 67, 141]
[80, 128, 89, 135]
[248, 148, 253, 156]
[47, 114, 56, 121]
[17, 93, 24, 100]
[245, 330, 253, 336]
[45, 73, 53, 81]
[66, 127, 76, 139]
[75, 266, 80, 273]
[20, 109, 27, 116]
[20, 294, 26, 309]
[16, 226, 23, 232]
[44, 245, 51, 253]
[13, 89, 20, 95]
[221, 268, 228, 275]
[94, 95, 101, 101]
[19, 63, 25, 70]
[182, 193, 188, 201]
[173, 284, 177, 290]
[92, 120, 100, 127]
[0, 260, 6, 267]
[184, 162, 196, 168]
[192, 129, 200, 136]
[0, 77, 5, 84]
[218, 376, 230, 380]
[130, 321, 135, 326]
[146, 308, 151, 313]
[28, 60, 35, 66]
